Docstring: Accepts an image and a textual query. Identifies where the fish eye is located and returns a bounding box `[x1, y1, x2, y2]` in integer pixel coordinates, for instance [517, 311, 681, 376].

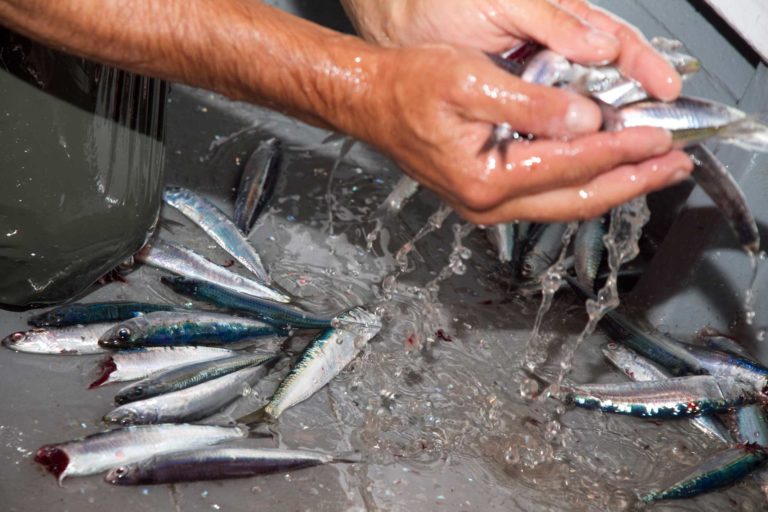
[10, 332, 25, 343]
[114, 467, 128, 478]
[117, 328, 131, 340]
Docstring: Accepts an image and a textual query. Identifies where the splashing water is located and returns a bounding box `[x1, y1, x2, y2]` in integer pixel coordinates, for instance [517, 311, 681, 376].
[744, 251, 761, 325]
[326, 136, 356, 237]
[425, 222, 476, 293]
[553, 196, 651, 391]
[381, 203, 453, 294]
[365, 176, 420, 251]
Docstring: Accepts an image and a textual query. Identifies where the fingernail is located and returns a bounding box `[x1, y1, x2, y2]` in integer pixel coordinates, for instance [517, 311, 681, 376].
[667, 168, 690, 185]
[652, 129, 673, 155]
[585, 29, 620, 53]
[565, 98, 601, 134]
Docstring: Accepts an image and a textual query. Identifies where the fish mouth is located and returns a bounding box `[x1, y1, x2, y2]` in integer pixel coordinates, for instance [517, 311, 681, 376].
[35, 445, 69, 482]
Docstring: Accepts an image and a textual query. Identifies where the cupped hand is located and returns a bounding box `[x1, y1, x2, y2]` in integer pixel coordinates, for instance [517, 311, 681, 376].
[342, 0, 681, 101]
[349, 45, 692, 224]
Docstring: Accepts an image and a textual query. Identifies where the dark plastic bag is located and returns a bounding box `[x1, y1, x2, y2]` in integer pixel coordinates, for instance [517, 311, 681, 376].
[0, 29, 166, 306]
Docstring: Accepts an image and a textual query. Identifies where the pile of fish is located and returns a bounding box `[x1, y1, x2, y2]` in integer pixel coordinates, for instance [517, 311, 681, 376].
[3, 140, 381, 485]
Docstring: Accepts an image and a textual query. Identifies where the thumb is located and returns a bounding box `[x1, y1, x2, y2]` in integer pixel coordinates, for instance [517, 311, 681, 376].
[497, 0, 620, 65]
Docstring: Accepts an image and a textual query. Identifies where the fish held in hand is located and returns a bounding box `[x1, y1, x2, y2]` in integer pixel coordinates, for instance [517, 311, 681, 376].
[233, 137, 282, 235]
[34, 423, 247, 483]
[163, 186, 270, 283]
[98, 311, 284, 349]
[105, 446, 362, 485]
[238, 306, 381, 423]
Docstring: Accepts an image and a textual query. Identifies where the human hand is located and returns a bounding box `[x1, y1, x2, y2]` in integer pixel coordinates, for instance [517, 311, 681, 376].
[342, 45, 692, 224]
[342, 0, 681, 101]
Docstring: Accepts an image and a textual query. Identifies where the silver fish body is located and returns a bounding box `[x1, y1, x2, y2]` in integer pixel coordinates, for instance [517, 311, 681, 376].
[136, 239, 289, 303]
[736, 405, 768, 446]
[381, 176, 419, 215]
[487, 223, 516, 263]
[3, 323, 114, 355]
[520, 222, 568, 279]
[114, 352, 276, 404]
[104, 365, 266, 425]
[239, 307, 381, 422]
[602, 343, 731, 443]
[105, 446, 359, 485]
[680, 343, 768, 389]
[233, 137, 282, 234]
[163, 187, 270, 283]
[89, 346, 237, 387]
[565, 375, 763, 418]
[34, 423, 247, 482]
[574, 218, 606, 290]
[687, 144, 759, 253]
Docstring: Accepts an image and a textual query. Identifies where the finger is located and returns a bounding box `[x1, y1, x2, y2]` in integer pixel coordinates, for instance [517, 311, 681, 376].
[458, 57, 602, 137]
[465, 127, 673, 202]
[553, 0, 682, 100]
[492, 0, 620, 65]
[451, 150, 692, 223]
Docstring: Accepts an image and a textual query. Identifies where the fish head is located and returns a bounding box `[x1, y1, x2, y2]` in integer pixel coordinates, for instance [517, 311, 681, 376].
[2, 330, 29, 348]
[104, 464, 143, 485]
[97, 324, 137, 349]
[104, 407, 154, 426]
[333, 307, 382, 341]
[114, 385, 147, 405]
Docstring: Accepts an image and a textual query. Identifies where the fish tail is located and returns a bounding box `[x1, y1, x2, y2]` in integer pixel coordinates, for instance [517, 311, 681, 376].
[332, 451, 365, 464]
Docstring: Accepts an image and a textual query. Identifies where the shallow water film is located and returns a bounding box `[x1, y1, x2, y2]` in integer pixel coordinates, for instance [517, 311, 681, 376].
[1, 92, 766, 512]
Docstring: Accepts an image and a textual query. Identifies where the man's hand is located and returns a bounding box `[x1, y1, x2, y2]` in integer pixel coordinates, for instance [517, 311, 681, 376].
[351, 45, 691, 223]
[342, 0, 681, 100]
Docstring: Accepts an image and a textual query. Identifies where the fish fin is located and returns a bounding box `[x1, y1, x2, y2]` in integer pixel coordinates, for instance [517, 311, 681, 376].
[332, 451, 365, 464]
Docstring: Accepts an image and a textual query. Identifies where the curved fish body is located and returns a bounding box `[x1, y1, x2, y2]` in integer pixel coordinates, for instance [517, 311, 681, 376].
[687, 144, 759, 254]
[520, 222, 568, 280]
[3, 323, 114, 355]
[601, 96, 758, 148]
[114, 352, 276, 404]
[136, 239, 289, 303]
[98, 311, 283, 349]
[28, 302, 178, 328]
[89, 346, 237, 388]
[104, 365, 265, 425]
[574, 218, 606, 290]
[565, 375, 762, 419]
[602, 343, 731, 443]
[34, 423, 247, 483]
[161, 277, 335, 330]
[163, 187, 270, 283]
[239, 307, 382, 422]
[234, 138, 282, 235]
[105, 447, 359, 485]
[643, 445, 768, 502]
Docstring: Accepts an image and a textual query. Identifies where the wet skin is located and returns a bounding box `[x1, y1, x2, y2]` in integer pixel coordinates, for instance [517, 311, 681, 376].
[1, 0, 692, 223]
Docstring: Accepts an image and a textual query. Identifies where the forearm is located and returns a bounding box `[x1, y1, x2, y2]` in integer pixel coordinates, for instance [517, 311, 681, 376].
[0, 0, 386, 134]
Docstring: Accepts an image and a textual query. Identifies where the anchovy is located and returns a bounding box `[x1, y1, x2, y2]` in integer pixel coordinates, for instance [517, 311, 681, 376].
[136, 239, 289, 303]
[105, 447, 361, 485]
[698, 331, 751, 358]
[161, 276, 335, 330]
[234, 137, 282, 234]
[27, 302, 179, 328]
[89, 347, 237, 388]
[163, 187, 270, 283]
[34, 424, 247, 483]
[601, 96, 766, 149]
[687, 144, 759, 254]
[98, 311, 284, 349]
[114, 352, 276, 404]
[602, 342, 731, 443]
[380, 176, 419, 215]
[3, 323, 114, 355]
[487, 223, 516, 263]
[650, 36, 702, 76]
[564, 375, 762, 419]
[680, 343, 768, 389]
[574, 218, 605, 290]
[238, 307, 381, 423]
[104, 365, 266, 425]
[643, 445, 768, 502]
[520, 223, 568, 280]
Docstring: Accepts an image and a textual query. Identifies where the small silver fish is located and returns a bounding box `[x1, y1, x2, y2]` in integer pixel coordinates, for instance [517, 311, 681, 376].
[602, 342, 731, 443]
[163, 187, 270, 283]
[104, 365, 266, 425]
[105, 446, 361, 485]
[520, 223, 568, 280]
[2, 323, 114, 355]
[233, 137, 282, 235]
[136, 239, 289, 303]
[487, 223, 516, 263]
[380, 176, 419, 215]
[239, 307, 381, 422]
[34, 423, 247, 483]
[574, 218, 606, 290]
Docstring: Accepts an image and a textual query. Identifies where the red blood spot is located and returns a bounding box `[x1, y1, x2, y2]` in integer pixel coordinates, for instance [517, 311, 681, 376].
[480, 300, 493, 305]
[88, 358, 117, 389]
[221, 259, 235, 268]
[505, 42, 540, 64]
[436, 329, 453, 342]
[35, 445, 69, 480]
[406, 334, 415, 346]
